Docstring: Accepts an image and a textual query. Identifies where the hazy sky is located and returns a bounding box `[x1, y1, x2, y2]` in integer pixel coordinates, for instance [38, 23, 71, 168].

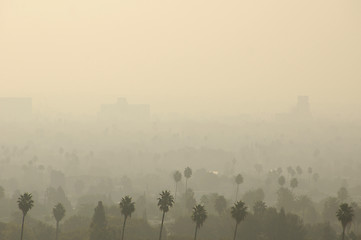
[1, 0, 360, 116]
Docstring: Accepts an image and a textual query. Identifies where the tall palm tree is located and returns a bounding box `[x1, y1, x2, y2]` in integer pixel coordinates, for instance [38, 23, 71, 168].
[184, 167, 192, 194]
[17, 193, 34, 240]
[191, 204, 207, 240]
[235, 174, 243, 201]
[157, 190, 174, 240]
[336, 203, 354, 240]
[53, 203, 66, 240]
[173, 171, 182, 200]
[119, 196, 135, 240]
[231, 201, 248, 240]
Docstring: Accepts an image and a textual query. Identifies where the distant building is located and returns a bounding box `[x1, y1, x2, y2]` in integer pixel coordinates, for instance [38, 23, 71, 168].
[293, 96, 311, 117]
[99, 98, 150, 122]
[276, 96, 311, 121]
[0, 97, 32, 121]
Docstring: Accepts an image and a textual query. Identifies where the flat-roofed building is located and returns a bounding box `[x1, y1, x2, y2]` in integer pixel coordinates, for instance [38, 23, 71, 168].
[99, 98, 150, 122]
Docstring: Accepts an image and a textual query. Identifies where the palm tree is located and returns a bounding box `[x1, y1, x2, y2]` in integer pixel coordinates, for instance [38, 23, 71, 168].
[17, 193, 34, 240]
[173, 171, 182, 200]
[235, 174, 243, 201]
[157, 190, 174, 240]
[53, 203, 66, 240]
[191, 204, 207, 240]
[184, 167, 192, 194]
[119, 196, 135, 240]
[183, 167, 192, 192]
[336, 203, 354, 240]
[231, 201, 248, 240]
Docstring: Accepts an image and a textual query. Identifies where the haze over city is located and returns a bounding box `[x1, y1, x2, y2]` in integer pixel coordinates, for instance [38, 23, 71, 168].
[1, 0, 361, 117]
[0, 1, 361, 240]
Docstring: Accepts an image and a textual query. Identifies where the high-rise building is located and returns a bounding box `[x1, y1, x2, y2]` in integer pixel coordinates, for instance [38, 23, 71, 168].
[294, 96, 311, 116]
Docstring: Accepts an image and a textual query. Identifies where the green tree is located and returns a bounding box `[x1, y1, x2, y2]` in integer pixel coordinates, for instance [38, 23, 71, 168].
[173, 171, 182, 200]
[90, 201, 108, 240]
[214, 195, 227, 216]
[336, 203, 354, 240]
[53, 203, 66, 240]
[184, 189, 197, 213]
[323, 197, 340, 222]
[191, 204, 207, 240]
[295, 195, 312, 220]
[235, 174, 243, 201]
[290, 178, 298, 191]
[17, 193, 34, 240]
[277, 187, 295, 212]
[184, 167, 192, 194]
[231, 201, 247, 240]
[278, 176, 286, 187]
[253, 201, 267, 216]
[287, 167, 296, 179]
[119, 196, 135, 240]
[242, 188, 265, 208]
[157, 190, 174, 240]
[337, 187, 349, 202]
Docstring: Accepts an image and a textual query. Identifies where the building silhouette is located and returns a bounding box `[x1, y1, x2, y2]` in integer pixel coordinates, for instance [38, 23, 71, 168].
[99, 98, 150, 122]
[293, 96, 311, 117]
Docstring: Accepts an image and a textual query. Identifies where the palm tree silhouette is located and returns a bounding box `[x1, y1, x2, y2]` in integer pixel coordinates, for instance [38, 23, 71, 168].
[119, 196, 135, 240]
[235, 174, 243, 201]
[157, 190, 174, 240]
[191, 204, 207, 240]
[231, 201, 248, 240]
[337, 203, 354, 240]
[173, 171, 182, 200]
[184, 167, 192, 194]
[17, 193, 34, 240]
[53, 203, 66, 240]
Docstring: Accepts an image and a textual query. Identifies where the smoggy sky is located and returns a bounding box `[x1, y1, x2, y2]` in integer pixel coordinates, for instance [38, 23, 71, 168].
[1, 0, 360, 116]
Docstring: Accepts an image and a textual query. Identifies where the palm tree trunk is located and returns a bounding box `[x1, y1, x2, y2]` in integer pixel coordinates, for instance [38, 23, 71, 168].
[185, 179, 188, 194]
[20, 214, 25, 240]
[121, 216, 127, 240]
[194, 225, 198, 240]
[342, 227, 345, 240]
[159, 211, 165, 240]
[233, 223, 238, 240]
[236, 184, 239, 201]
[56, 221, 59, 240]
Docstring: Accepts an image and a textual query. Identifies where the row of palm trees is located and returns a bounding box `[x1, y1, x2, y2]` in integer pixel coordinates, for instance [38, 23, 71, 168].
[132, 190, 247, 240]
[17, 191, 355, 240]
[173, 167, 244, 203]
[17, 193, 66, 240]
[173, 167, 193, 201]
